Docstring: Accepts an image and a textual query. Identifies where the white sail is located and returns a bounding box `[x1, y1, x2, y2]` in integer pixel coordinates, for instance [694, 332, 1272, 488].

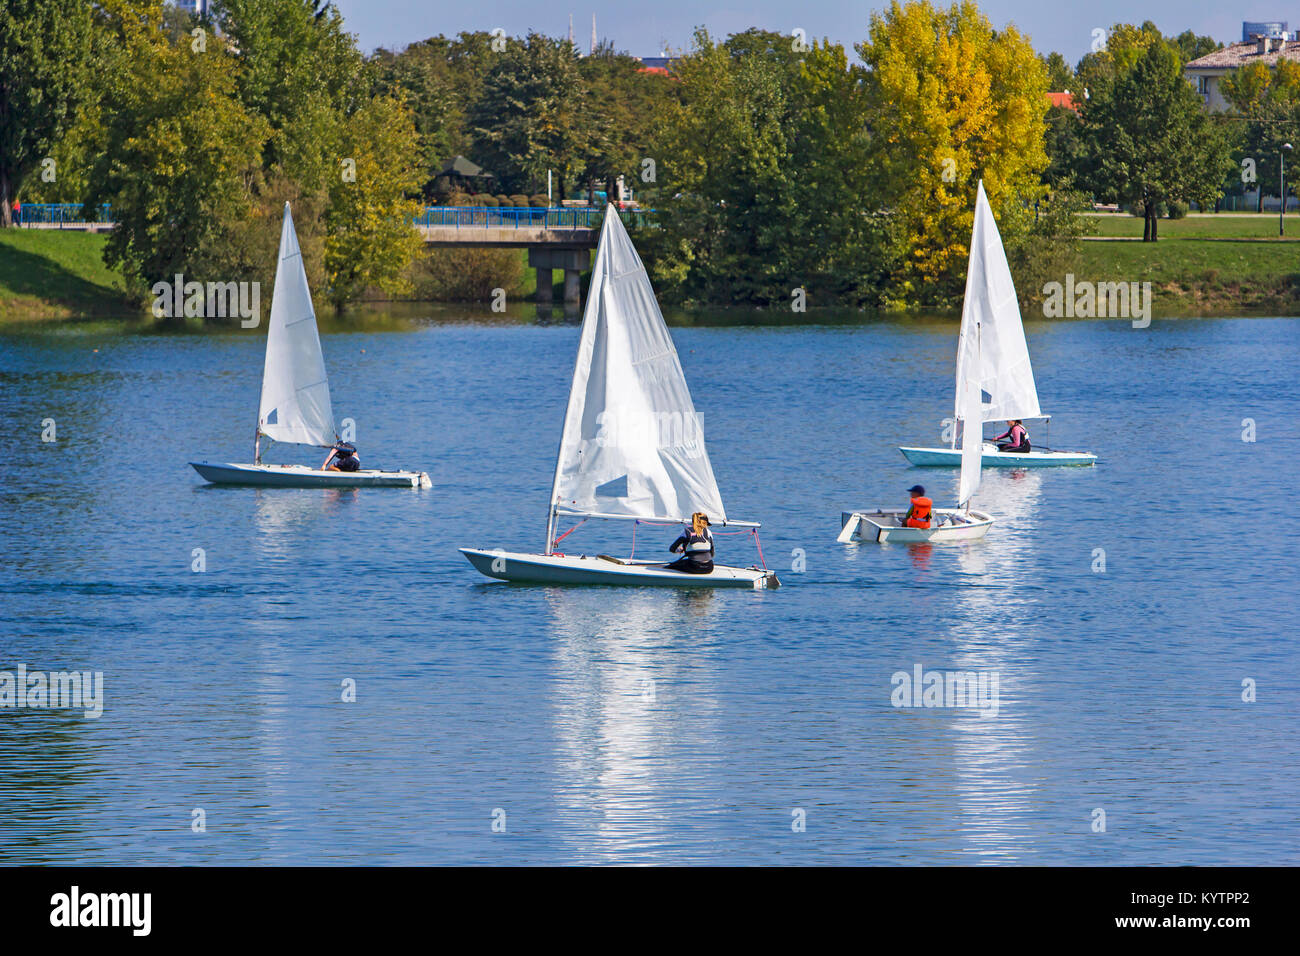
[549, 208, 726, 524]
[257, 203, 336, 448]
[953, 181, 1042, 426]
[957, 343, 983, 507]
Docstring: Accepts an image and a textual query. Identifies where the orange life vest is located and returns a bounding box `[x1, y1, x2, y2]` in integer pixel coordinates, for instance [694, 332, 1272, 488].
[906, 496, 932, 529]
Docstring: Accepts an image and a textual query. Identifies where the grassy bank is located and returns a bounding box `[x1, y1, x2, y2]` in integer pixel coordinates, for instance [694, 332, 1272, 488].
[1070, 214, 1300, 315]
[0, 230, 134, 319]
[4, 219, 1300, 321]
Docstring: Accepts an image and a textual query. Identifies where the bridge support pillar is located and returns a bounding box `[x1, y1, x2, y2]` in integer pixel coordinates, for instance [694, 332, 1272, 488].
[528, 247, 590, 306]
[535, 267, 553, 303]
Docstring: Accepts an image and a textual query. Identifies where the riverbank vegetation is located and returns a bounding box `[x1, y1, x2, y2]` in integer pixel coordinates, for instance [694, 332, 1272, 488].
[2, 0, 1295, 318]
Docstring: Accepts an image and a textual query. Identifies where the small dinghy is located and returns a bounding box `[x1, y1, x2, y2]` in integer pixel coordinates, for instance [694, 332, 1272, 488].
[460, 207, 778, 589]
[899, 182, 1095, 468]
[842, 191, 996, 546]
[460, 550, 773, 588]
[190, 204, 430, 489]
[838, 507, 993, 544]
[899, 443, 1096, 468]
[191, 462, 427, 488]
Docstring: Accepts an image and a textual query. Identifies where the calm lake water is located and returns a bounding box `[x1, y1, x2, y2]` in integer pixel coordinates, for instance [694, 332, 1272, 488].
[1, 308, 1296, 865]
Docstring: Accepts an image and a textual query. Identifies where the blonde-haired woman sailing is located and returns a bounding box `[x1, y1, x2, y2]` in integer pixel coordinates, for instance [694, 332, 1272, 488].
[667, 512, 714, 574]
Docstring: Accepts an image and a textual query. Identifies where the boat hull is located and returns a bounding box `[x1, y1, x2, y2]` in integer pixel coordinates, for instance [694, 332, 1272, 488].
[460, 548, 779, 589]
[899, 444, 1096, 467]
[190, 462, 431, 488]
[840, 509, 993, 544]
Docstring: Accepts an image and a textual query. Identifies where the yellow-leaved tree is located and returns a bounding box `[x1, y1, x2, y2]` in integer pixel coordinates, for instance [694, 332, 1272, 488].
[325, 95, 424, 309]
[858, 0, 1048, 305]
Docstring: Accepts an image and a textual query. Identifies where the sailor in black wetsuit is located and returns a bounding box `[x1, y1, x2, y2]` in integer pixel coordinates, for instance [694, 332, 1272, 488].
[666, 512, 714, 574]
[322, 441, 361, 472]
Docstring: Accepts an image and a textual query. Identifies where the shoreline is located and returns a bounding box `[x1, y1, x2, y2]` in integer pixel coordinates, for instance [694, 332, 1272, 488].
[3, 226, 1297, 324]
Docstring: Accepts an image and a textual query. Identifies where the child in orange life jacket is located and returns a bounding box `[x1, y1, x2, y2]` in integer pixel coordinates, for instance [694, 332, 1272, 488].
[903, 485, 932, 529]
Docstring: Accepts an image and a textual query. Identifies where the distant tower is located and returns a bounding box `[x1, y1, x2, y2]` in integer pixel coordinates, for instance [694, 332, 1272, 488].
[591, 14, 597, 56]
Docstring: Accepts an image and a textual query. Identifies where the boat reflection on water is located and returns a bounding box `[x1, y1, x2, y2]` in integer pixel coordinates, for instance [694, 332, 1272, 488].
[908, 543, 933, 571]
[947, 467, 1044, 861]
[954, 467, 1043, 578]
[252, 487, 359, 561]
[543, 587, 722, 863]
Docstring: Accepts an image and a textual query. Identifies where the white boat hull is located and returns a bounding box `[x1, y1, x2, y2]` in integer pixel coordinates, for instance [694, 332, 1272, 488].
[840, 509, 993, 544]
[460, 548, 779, 589]
[191, 462, 431, 488]
[899, 444, 1096, 467]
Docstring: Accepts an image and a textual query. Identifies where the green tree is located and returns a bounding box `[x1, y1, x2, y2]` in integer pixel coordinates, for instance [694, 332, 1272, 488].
[1044, 104, 1084, 188]
[577, 42, 671, 202]
[1221, 60, 1300, 207]
[468, 33, 586, 197]
[1041, 52, 1075, 91]
[324, 96, 423, 308]
[1078, 35, 1236, 240]
[214, 0, 364, 188]
[645, 28, 794, 303]
[0, 0, 94, 225]
[82, 0, 270, 292]
[372, 37, 463, 199]
[370, 31, 502, 199]
[1170, 29, 1221, 65]
[644, 28, 888, 306]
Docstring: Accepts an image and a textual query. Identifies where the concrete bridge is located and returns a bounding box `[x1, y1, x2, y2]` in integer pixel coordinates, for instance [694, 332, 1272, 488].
[415, 206, 617, 305]
[414, 206, 604, 305]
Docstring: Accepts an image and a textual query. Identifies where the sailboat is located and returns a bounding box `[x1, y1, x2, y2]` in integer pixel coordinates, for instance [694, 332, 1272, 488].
[190, 203, 431, 489]
[839, 185, 999, 544]
[460, 207, 779, 588]
[898, 182, 1096, 468]
[839, 356, 992, 544]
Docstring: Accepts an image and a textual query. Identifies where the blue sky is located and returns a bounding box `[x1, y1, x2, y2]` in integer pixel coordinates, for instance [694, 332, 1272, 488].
[331, 1, 1256, 62]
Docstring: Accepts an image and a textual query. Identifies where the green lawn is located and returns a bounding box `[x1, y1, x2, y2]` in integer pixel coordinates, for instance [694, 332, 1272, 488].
[1086, 213, 1300, 239]
[0, 229, 133, 320]
[1068, 220, 1300, 313]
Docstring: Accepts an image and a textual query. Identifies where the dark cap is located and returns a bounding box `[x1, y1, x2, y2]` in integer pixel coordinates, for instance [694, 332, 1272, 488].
[908, 485, 925, 496]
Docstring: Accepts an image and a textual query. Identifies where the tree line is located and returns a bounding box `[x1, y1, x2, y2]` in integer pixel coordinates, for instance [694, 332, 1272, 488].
[0, 1, 1276, 311]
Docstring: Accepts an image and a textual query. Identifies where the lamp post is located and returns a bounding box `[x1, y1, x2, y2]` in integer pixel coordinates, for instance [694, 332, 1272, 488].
[1281, 143, 1293, 236]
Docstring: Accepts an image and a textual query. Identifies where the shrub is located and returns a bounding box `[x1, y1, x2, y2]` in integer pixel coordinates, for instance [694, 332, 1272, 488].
[477, 194, 498, 207]
[1166, 200, 1189, 219]
[412, 247, 525, 302]
[530, 194, 549, 207]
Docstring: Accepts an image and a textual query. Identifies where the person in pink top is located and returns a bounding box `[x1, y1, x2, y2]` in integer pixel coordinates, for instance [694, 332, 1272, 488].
[993, 420, 1029, 453]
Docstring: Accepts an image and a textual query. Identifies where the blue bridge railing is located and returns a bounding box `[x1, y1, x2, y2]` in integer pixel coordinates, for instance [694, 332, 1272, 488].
[13, 203, 651, 230]
[412, 205, 652, 229]
[17, 203, 113, 226]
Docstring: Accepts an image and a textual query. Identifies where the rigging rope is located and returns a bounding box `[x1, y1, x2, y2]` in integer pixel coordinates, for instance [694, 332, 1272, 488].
[553, 519, 586, 547]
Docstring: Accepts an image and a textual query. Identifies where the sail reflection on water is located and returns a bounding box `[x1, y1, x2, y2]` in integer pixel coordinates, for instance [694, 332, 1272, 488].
[544, 588, 721, 863]
[948, 468, 1044, 861]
